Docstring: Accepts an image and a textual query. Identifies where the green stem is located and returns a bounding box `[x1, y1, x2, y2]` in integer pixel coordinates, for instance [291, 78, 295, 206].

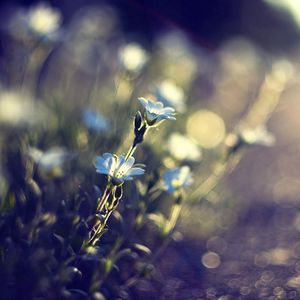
[87, 189, 121, 247]
[125, 144, 137, 161]
[97, 184, 114, 212]
[91, 215, 110, 246]
[87, 209, 114, 247]
[124, 126, 149, 161]
[126, 194, 184, 289]
[164, 202, 182, 236]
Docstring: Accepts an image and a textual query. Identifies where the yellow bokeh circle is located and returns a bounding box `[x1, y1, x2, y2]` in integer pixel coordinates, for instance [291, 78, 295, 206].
[186, 110, 225, 148]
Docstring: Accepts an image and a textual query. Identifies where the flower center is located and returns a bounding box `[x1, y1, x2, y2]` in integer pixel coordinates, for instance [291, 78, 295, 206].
[115, 170, 125, 178]
[171, 178, 181, 188]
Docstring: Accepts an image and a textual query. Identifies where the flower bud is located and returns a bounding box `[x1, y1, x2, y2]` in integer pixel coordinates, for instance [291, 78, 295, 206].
[134, 111, 143, 131]
[134, 124, 147, 145]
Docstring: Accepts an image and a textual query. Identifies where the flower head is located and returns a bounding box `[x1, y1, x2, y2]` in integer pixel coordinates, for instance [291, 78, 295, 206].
[0, 91, 50, 128]
[163, 166, 193, 193]
[95, 153, 145, 185]
[138, 97, 176, 126]
[82, 109, 109, 132]
[238, 125, 275, 146]
[167, 133, 202, 162]
[119, 43, 149, 73]
[8, 3, 62, 42]
[154, 80, 186, 113]
[225, 125, 275, 156]
[27, 3, 62, 36]
[29, 147, 73, 179]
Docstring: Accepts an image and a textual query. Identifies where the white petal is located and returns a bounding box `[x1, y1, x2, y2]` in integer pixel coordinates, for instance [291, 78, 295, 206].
[102, 153, 113, 160]
[145, 99, 155, 109]
[162, 107, 175, 113]
[95, 166, 109, 175]
[138, 97, 148, 109]
[103, 156, 116, 175]
[96, 156, 105, 165]
[156, 114, 176, 122]
[95, 156, 106, 165]
[127, 167, 145, 176]
[116, 156, 135, 176]
[115, 155, 126, 170]
[152, 101, 164, 110]
[125, 156, 135, 169]
[122, 175, 134, 181]
[95, 159, 109, 174]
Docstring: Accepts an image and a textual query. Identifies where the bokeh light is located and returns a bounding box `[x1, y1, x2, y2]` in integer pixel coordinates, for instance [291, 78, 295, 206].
[186, 110, 225, 149]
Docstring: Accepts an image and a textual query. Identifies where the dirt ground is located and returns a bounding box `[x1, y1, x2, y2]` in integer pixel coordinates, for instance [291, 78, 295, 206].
[133, 201, 300, 299]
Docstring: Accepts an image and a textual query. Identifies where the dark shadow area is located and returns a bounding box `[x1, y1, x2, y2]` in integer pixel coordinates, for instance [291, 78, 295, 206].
[1, 0, 300, 53]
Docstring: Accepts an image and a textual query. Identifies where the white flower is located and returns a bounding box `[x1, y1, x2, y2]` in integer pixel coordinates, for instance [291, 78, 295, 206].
[0, 91, 50, 128]
[29, 147, 72, 178]
[163, 166, 193, 193]
[82, 109, 109, 132]
[239, 125, 275, 146]
[167, 133, 202, 162]
[138, 97, 176, 126]
[95, 153, 145, 185]
[27, 3, 62, 36]
[154, 80, 186, 112]
[119, 43, 149, 73]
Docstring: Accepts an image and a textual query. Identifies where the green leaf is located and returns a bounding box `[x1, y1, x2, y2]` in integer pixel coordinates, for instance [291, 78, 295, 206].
[147, 213, 166, 229]
[132, 243, 152, 256]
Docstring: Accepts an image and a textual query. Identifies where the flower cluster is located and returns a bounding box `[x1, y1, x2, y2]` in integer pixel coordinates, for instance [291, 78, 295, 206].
[88, 97, 190, 252]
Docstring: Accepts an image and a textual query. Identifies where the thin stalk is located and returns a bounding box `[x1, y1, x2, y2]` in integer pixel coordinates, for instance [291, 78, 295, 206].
[97, 184, 115, 212]
[88, 190, 121, 247]
[163, 202, 182, 236]
[125, 144, 137, 161]
[126, 194, 184, 289]
[87, 209, 114, 247]
[124, 126, 149, 161]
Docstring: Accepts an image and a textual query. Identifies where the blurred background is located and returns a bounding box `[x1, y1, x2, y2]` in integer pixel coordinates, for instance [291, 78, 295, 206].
[1, 0, 300, 299]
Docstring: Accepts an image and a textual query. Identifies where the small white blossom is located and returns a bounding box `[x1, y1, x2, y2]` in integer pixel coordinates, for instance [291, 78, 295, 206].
[163, 166, 193, 193]
[155, 80, 186, 112]
[167, 133, 202, 162]
[239, 125, 275, 146]
[95, 153, 145, 185]
[0, 91, 50, 128]
[27, 3, 62, 36]
[29, 147, 72, 178]
[119, 43, 149, 73]
[138, 97, 176, 126]
[82, 109, 109, 132]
